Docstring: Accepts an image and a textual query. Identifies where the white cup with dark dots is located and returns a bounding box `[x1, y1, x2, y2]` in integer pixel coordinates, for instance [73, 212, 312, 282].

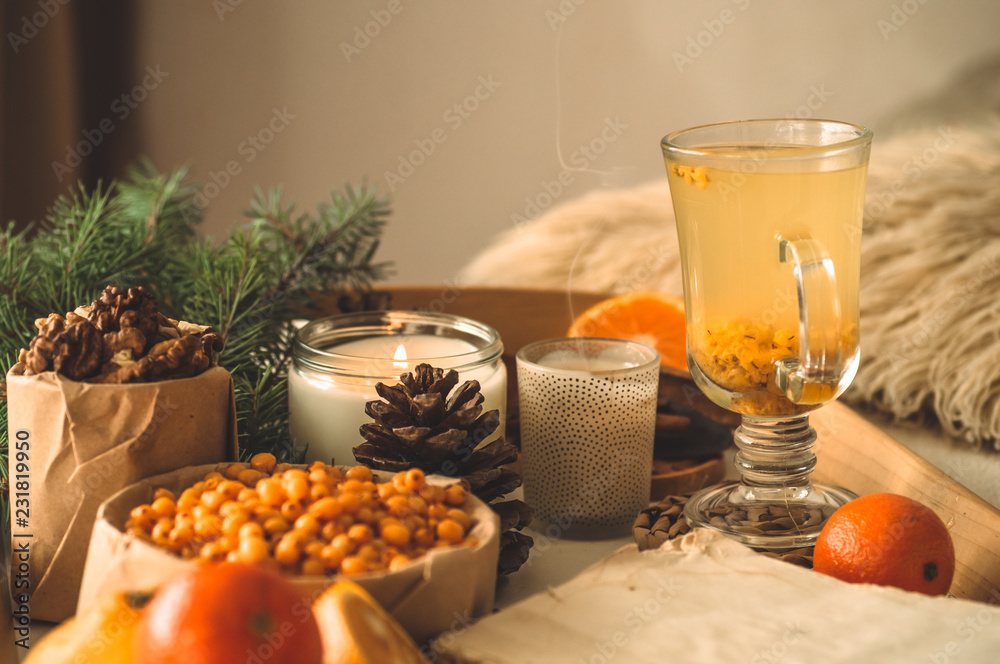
[516, 337, 659, 539]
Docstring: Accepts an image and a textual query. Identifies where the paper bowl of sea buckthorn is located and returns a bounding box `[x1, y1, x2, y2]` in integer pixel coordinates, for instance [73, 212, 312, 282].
[77, 454, 500, 643]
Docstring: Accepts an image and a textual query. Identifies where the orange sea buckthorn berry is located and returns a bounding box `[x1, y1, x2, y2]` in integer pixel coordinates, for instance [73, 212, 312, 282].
[224, 463, 246, 480]
[419, 484, 445, 504]
[338, 492, 361, 514]
[407, 495, 428, 515]
[238, 522, 264, 541]
[444, 484, 467, 507]
[436, 519, 465, 545]
[218, 501, 245, 519]
[250, 452, 277, 474]
[200, 490, 225, 512]
[218, 480, 244, 501]
[294, 514, 321, 537]
[355, 507, 375, 525]
[222, 513, 249, 538]
[386, 495, 411, 518]
[237, 536, 270, 564]
[320, 521, 340, 542]
[177, 489, 200, 511]
[330, 533, 354, 557]
[392, 473, 410, 494]
[274, 463, 293, 474]
[308, 497, 341, 521]
[340, 556, 368, 576]
[345, 465, 373, 483]
[257, 478, 287, 507]
[153, 488, 176, 502]
[150, 496, 176, 519]
[377, 482, 398, 501]
[389, 555, 411, 572]
[195, 515, 223, 539]
[274, 533, 302, 567]
[280, 499, 306, 522]
[237, 487, 258, 503]
[404, 468, 426, 492]
[284, 474, 310, 503]
[413, 527, 435, 549]
[300, 557, 325, 576]
[263, 516, 291, 537]
[446, 508, 472, 531]
[308, 466, 329, 484]
[199, 542, 226, 563]
[356, 543, 380, 563]
[130, 505, 157, 530]
[310, 483, 332, 501]
[342, 479, 364, 495]
[321, 544, 345, 570]
[380, 520, 411, 548]
[237, 468, 266, 488]
[348, 523, 374, 545]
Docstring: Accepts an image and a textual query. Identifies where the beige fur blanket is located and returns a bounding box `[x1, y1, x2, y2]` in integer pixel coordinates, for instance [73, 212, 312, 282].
[459, 120, 1000, 450]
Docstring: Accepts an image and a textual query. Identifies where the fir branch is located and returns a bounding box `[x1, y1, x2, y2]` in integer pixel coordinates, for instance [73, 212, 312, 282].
[0, 167, 393, 532]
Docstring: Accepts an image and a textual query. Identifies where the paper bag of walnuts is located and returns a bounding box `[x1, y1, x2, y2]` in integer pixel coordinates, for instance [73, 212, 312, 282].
[6, 286, 238, 622]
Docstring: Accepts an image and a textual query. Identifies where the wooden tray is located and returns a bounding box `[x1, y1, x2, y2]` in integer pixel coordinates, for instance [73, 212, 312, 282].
[314, 286, 1000, 603]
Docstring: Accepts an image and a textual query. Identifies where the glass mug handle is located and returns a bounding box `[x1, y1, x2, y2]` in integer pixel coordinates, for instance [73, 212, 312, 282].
[775, 237, 843, 405]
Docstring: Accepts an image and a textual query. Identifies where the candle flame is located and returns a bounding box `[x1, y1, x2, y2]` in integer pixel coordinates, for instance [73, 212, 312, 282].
[393, 343, 408, 370]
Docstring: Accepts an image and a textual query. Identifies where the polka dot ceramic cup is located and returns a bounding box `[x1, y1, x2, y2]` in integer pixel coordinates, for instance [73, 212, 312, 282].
[516, 337, 659, 539]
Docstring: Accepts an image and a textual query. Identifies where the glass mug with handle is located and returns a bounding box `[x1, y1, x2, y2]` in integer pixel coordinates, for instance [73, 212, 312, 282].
[661, 119, 872, 548]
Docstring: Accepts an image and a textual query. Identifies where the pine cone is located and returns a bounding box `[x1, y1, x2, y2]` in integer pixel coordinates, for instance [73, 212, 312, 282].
[354, 363, 534, 576]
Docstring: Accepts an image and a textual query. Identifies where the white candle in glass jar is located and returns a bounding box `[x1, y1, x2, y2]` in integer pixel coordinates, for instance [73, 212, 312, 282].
[289, 318, 507, 466]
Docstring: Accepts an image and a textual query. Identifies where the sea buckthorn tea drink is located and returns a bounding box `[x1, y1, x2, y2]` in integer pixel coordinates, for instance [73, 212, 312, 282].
[668, 153, 866, 416]
[661, 119, 872, 548]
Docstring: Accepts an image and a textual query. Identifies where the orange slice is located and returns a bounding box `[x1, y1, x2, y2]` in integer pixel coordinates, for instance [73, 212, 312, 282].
[568, 291, 688, 372]
[312, 581, 426, 664]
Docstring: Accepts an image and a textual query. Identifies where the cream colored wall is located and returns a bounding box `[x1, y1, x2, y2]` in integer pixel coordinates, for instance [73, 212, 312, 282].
[137, 1, 1000, 285]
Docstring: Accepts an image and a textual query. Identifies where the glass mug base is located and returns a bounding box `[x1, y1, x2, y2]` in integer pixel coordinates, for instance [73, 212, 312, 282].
[683, 479, 857, 550]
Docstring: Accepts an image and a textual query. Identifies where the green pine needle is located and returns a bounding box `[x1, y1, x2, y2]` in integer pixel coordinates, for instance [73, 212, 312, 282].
[0, 166, 392, 529]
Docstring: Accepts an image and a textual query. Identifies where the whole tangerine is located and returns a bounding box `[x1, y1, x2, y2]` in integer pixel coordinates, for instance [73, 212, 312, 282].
[135, 561, 323, 664]
[813, 492, 955, 596]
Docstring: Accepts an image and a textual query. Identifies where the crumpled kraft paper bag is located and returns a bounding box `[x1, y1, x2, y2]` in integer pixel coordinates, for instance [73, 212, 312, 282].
[78, 464, 499, 644]
[6, 364, 237, 622]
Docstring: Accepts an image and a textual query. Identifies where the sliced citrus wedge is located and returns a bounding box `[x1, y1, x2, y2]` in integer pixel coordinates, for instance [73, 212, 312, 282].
[568, 291, 687, 372]
[313, 581, 427, 664]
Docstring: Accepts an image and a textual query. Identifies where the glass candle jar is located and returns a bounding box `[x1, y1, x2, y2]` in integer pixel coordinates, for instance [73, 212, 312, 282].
[289, 311, 507, 465]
